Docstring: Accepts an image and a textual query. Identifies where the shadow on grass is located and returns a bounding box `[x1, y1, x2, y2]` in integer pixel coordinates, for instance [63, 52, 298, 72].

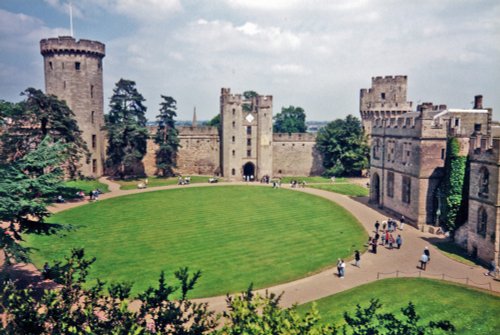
[423, 237, 484, 267]
[20, 220, 76, 237]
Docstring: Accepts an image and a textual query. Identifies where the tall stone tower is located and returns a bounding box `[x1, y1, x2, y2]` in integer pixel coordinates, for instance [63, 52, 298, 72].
[40, 36, 106, 177]
[220, 88, 273, 180]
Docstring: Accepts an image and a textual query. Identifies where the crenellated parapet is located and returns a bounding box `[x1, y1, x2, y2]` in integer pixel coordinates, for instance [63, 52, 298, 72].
[40, 36, 105, 58]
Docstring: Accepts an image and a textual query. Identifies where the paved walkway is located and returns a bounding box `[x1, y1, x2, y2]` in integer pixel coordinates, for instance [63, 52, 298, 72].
[5, 177, 500, 313]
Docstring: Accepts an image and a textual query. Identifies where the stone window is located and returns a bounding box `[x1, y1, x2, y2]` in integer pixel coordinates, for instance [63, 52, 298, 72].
[62, 62, 65, 69]
[478, 167, 489, 198]
[63, 81, 66, 90]
[91, 111, 95, 124]
[75, 62, 81, 70]
[92, 159, 97, 174]
[477, 207, 487, 237]
[441, 148, 445, 159]
[474, 123, 481, 132]
[381, 92, 386, 100]
[90, 85, 94, 98]
[247, 150, 251, 157]
[247, 138, 251, 146]
[232, 121, 235, 128]
[402, 176, 411, 204]
[387, 172, 394, 198]
[49, 61, 53, 70]
[98, 60, 102, 70]
[372, 139, 380, 159]
[232, 136, 235, 143]
[92, 134, 96, 149]
[454, 118, 460, 127]
[232, 150, 235, 156]
[232, 108, 235, 115]
[247, 126, 252, 135]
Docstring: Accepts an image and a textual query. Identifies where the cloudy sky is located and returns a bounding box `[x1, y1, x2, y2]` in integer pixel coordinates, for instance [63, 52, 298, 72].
[1, 0, 499, 121]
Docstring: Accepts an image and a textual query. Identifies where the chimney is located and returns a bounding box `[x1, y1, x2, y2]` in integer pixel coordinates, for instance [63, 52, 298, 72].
[474, 95, 483, 109]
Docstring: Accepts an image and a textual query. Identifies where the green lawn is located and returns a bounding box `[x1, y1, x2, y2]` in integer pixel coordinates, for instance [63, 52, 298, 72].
[308, 183, 369, 197]
[116, 175, 211, 190]
[435, 241, 482, 267]
[298, 278, 500, 334]
[25, 186, 367, 298]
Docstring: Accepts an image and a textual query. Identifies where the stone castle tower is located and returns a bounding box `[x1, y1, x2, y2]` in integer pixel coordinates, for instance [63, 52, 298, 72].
[360, 75, 413, 138]
[40, 36, 106, 176]
[220, 88, 273, 180]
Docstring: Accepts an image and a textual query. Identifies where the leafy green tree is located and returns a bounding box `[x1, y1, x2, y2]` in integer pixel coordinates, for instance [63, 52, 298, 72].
[273, 106, 307, 133]
[207, 114, 221, 131]
[105, 79, 149, 177]
[316, 115, 369, 177]
[437, 137, 467, 231]
[342, 299, 455, 335]
[217, 285, 336, 335]
[243, 90, 259, 112]
[154, 95, 180, 177]
[0, 137, 67, 264]
[0, 88, 88, 177]
[0, 249, 217, 334]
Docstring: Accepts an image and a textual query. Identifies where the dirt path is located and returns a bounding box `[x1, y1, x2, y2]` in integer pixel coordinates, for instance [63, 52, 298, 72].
[6, 178, 499, 312]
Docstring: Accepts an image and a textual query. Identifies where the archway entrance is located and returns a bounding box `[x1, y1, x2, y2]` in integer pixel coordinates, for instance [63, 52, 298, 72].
[371, 173, 380, 205]
[243, 162, 255, 181]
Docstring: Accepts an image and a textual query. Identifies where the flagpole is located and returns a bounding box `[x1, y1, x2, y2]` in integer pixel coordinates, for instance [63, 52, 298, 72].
[69, 1, 74, 37]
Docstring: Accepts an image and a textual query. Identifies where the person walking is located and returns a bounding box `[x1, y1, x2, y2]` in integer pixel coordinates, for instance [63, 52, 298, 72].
[336, 258, 342, 277]
[424, 246, 431, 262]
[396, 234, 402, 249]
[400, 215, 405, 230]
[374, 220, 380, 233]
[420, 253, 429, 270]
[354, 250, 361, 267]
[340, 259, 346, 278]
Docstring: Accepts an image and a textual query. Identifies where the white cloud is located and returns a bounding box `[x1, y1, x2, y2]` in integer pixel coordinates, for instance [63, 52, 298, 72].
[271, 63, 310, 76]
[225, 0, 302, 10]
[87, 0, 182, 21]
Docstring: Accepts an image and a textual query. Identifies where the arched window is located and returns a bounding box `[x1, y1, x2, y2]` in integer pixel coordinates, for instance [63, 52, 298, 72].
[231, 168, 236, 176]
[477, 207, 487, 237]
[479, 167, 489, 197]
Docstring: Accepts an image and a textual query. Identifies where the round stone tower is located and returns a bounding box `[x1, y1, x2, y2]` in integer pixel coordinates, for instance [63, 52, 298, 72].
[40, 36, 106, 177]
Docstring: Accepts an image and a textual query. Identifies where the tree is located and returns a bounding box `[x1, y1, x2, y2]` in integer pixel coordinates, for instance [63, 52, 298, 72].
[0, 249, 217, 334]
[0, 88, 88, 177]
[217, 286, 335, 335]
[273, 106, 307, 133]
[436, 137, 467, 231]
[207, 114, 221, 131]
[154, 95, 180, 177]
[243, 90, 258, 112]
[342, 299, 455, 335]
[105, 79, 149, 177]
[0, 137, 68, 264]
[316, 115, 369, 177]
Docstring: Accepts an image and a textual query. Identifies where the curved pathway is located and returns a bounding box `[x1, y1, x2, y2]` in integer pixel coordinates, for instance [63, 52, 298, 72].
[7, 177, 500, 313]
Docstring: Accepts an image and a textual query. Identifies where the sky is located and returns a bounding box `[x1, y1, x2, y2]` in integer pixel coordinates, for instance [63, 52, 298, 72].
[0, 0, 499, 122]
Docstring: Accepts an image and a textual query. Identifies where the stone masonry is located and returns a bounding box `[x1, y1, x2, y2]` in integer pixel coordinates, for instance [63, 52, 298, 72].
[40, 36, 106, 177]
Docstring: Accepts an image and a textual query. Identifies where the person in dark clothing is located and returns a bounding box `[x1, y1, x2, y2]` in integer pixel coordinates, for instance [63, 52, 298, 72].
[424, 246, 430, 261]
[354, 250, 361, 267]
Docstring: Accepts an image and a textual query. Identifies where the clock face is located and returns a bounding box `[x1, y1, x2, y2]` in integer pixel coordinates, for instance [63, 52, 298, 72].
[245, 113, 255, 123]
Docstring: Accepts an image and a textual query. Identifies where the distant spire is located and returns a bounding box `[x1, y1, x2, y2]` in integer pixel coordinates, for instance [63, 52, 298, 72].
[69, 1, 74, 37]
[192, 106, 197, 127]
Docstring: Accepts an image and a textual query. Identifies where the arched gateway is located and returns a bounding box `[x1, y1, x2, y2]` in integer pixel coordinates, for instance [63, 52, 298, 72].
[243, 162, 255, 180]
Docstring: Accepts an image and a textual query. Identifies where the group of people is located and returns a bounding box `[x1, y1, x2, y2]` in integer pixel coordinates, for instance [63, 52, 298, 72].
[177, 176, 191, 185]
[89, 189, 102, 201]
[290, 180, 307, 188]
[367, 218, 405, 254]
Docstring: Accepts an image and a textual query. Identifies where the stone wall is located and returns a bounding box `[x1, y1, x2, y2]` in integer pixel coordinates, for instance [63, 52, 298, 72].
[272, 133, 323, 176]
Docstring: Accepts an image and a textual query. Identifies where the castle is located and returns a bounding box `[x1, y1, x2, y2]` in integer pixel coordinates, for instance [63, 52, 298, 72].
[40, 36, 498, 267]
[40, 36, 323, 180]
[361, 76, 498, 267]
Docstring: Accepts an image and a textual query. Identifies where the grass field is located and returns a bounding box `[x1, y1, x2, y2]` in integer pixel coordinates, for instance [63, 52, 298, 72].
[298, 278, 500, 334]
[435, 241, 481, 267]
[116, 176, 211, 190]
[307, 183, 369, 197]
[25, 186, 366, 298]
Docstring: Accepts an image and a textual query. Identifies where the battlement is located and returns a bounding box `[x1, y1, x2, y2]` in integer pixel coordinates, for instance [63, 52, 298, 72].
[372, 75, 407, 84]
[221, 88, 272, 107]
[273, 132, 316, 142]
[40, 36, 105, 58]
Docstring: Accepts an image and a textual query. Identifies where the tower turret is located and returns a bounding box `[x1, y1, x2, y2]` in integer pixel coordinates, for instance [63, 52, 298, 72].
[40, 36, 106, 176]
